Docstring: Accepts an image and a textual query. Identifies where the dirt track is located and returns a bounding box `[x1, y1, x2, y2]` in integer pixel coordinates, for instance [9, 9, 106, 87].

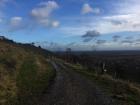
[40, 61, 119, 105]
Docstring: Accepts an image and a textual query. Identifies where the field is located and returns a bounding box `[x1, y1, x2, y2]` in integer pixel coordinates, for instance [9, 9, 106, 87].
[57, 51, 140, 83]
[56, 52, 140, 105]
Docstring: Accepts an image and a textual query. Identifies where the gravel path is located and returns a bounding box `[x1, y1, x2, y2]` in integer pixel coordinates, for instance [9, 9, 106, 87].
[40, 61, 119, 105]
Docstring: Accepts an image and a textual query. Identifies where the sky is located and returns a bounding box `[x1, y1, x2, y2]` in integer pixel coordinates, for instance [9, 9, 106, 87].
[0, 0, 140, 51]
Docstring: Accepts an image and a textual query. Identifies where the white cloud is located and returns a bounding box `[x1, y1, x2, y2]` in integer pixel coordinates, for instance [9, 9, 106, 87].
[94, 0, 140, 34]
[117, 0, 140, 15]
[81, 3, 100, 14]
[38, 19, 50, 27]
[62, 13, 140, 36]
[95, 13, 140, 34]
[31, 1, 58, 19]
[9, 16, 25, 31]
[75, 0, 139, 35]
[31, 1, 59, 28]
[10, 17, 22, 26]
[51, 21, 59, 27]
[59, 26, 90, 36]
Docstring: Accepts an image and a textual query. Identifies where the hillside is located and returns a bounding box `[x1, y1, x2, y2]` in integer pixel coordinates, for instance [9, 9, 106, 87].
[1, 37, 140, 105]
[0, 37, 55, 105]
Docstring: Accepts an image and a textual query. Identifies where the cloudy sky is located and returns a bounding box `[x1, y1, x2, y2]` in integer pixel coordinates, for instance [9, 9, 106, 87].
[0, 0, 140, 51]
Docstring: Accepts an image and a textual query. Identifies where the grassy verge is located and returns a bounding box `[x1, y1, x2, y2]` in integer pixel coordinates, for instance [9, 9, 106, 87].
[16, 57, 55, 105]
[61, 60, 140, 105]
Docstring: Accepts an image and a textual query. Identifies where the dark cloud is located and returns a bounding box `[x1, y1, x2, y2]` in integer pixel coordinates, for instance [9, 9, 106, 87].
[125, 36, 133, 40]
[82, 30, 100, 42]
[83, 38, 93, 42]
[67, 42, 76, 46]
[136, 39, 140, 42]
[121, 40, 133, 44]
[82, 30, 100, 38]
[133, 23, 140, 28]
[110, 20, 127, 26]
[96, 40, 106, 45]
[120, 36, 135, 44]
[112, 35, 121, 42]
[111, 20, 123, 25]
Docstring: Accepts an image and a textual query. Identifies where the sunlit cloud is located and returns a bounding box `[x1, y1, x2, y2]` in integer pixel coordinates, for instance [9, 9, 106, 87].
[31, 1, 60, 28]
[8, 16, 26, 31]
[81, 3, 100, 15]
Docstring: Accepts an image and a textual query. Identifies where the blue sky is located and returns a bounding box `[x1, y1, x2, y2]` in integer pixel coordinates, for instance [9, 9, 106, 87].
[0, 0, 140, 51]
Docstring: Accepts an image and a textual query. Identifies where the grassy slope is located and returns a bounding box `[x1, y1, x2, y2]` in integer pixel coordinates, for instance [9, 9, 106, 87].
[58, 59, 140, 105]
[0, 40, 55, 105]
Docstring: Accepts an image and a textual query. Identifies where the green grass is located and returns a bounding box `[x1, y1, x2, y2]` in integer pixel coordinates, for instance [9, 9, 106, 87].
[16, 58, 55, 105]
[16, 58, 38, 105]
[61, 60, 140, 105]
